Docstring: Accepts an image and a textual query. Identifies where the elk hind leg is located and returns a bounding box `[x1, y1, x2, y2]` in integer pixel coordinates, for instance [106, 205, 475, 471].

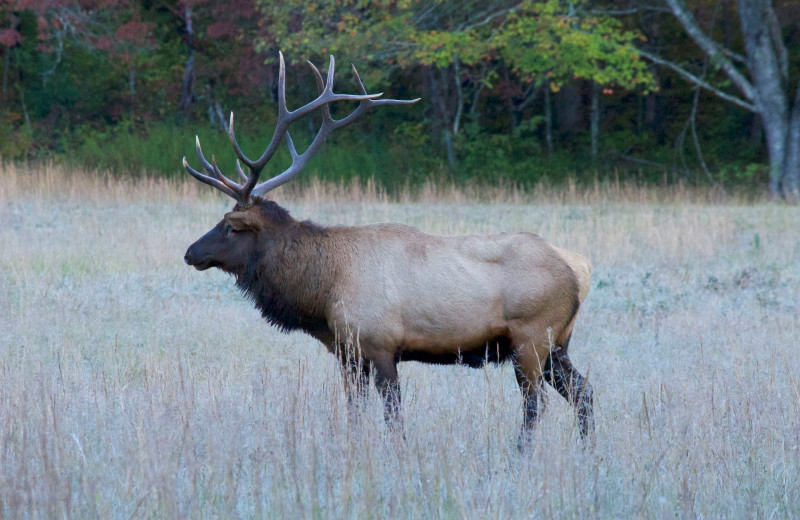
[372, 354, 403, 431]
[340, 356, 371, 422]
[543, 351, 594, 438]
[511, 331, 551, 448]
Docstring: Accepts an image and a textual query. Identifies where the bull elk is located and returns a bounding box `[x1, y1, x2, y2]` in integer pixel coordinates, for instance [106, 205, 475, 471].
[183, 53, 595, 442]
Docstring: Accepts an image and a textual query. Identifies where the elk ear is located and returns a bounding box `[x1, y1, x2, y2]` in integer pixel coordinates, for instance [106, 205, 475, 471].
[224, 211, 261, 231]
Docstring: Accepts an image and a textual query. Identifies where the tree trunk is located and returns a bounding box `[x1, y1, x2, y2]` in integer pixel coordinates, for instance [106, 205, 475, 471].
[556, 82, 581, 132]
[544, 81, 553, 155]
[659, 0, 800, 199]
[20, 89, 30, 128]
[590, 82, 600, 161]
[503, 67, 518, 131]
[179, 7, 195, 113]
[128, 65, 136, 110]
[426, 65, 457, 168]
[738, 0, 790, 197]
[452, 54, 464, 136]
[2, 47, 9, 96]
[782, 85, 800, 197]
[443, 129, 455, 169]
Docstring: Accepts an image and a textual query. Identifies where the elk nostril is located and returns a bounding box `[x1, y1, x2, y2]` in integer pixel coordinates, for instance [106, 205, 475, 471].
[184, 254, 191, 265]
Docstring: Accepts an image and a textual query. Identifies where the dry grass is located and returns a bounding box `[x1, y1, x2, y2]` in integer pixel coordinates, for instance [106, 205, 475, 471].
[1, 163, 798, 518]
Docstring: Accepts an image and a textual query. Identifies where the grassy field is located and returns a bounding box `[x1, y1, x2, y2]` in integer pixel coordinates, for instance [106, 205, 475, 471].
[1, 163, 799, 518]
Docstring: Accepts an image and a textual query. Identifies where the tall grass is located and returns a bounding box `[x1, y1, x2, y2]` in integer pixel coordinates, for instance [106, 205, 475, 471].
[1, 163, 798, 518]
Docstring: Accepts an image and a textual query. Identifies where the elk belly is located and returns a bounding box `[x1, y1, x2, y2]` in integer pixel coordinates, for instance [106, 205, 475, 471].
[394, 253, 511, 361]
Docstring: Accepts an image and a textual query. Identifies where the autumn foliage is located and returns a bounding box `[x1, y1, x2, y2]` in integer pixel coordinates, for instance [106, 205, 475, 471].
[1, 1, 797, 192]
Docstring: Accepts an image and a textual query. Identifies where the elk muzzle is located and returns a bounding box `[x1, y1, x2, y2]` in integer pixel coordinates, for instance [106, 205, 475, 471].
[184, 242, 216, 271]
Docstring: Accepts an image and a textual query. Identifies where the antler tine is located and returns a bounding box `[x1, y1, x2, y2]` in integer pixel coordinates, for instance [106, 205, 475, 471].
[235, 159, 248, 182]
[307, 60, 324, 94]
[277, 51, 288, 116]
[226, 52, 294, 201]
[285, 131, 299, 159]
[336, 63, 422, 126]
[350, 63, 369, 95]
[228, 112, 253, 170]
[350, 63, 421, 108]
[183, 156, 238, 200]
[194, 135, 216, 176]
[324, 54, 335, 94]
[210, 156, 239, 192]
[196, 135, 239, 190]
[194, 136, 241, 199]
[307, 59, 336, 126]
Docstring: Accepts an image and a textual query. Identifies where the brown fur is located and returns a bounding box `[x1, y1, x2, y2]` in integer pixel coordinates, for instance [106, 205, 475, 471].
[184, 198, 595, 440]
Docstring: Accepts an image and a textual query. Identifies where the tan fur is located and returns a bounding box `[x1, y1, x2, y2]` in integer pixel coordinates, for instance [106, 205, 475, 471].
[316, 224, 584, 364]
[552, 246, 593, 347]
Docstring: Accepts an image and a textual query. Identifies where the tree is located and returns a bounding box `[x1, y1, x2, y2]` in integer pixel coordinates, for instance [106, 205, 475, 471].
[256, 0, 510, 168]
[495, 0, 653, 160]
[640, 0, 800, 199]
[256, 0, 652, 165]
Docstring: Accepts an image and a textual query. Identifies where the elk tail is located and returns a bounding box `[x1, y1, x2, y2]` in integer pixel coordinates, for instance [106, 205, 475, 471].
[553, 247, 593, 352]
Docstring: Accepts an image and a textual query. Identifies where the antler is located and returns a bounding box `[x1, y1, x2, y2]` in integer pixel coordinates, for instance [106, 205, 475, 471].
[183, 52, 420, 208]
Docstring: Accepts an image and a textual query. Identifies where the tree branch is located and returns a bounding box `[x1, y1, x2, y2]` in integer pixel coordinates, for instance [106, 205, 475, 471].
[590, 6, 672, 16]
[458, 6, 513, 32]
[664, 0, 755, 102]
[638, 49, 756, 112]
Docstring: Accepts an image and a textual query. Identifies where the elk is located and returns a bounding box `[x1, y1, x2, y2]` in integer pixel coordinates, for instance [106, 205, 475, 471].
[183, 53, 594, 441]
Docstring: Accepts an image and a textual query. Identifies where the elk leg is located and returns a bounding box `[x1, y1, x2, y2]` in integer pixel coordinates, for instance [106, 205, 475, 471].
[544, 353, 595, 438]
[340, 357, 370, 419]
[372, 356, 403, 430]
[510, 329, 553, 449]
[514, 361, 546, 444]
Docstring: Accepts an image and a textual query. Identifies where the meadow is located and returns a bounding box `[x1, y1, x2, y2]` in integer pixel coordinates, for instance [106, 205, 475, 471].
[1, 163, 798, 518]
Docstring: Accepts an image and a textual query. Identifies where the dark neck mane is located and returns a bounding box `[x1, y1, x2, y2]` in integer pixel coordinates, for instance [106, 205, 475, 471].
[233, 202, 332, 335]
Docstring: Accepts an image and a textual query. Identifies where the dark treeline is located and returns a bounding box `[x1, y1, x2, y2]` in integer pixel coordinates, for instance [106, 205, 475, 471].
[1, 0, 799, 197]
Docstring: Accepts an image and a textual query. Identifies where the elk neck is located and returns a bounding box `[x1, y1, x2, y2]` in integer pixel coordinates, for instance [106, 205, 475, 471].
[233, 201, 336, 336]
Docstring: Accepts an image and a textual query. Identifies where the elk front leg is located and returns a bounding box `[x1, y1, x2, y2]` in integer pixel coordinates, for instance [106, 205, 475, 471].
[372, 355, 403, 430]
[543, 353, 595, 439]
[514, 361, 546, 450]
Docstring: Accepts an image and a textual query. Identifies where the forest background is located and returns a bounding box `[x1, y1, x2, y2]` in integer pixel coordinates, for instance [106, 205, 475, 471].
[1, 0, 799, 199]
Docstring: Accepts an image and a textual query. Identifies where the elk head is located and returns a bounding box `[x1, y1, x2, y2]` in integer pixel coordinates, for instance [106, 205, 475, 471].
[183, 53, 418, 273]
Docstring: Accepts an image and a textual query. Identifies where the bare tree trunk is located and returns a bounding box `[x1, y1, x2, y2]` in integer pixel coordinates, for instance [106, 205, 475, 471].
[452, 54, 463, 136]
[427, 65, 456, 168]
[128, 65, 136, 110]
[590, 82, 600, 161]
[214, 100, 230, 134]
[739, 0, 790, 197]
[20, 89, 30, 128]
[443, 129, 455, 168]
[652, 0, 800, 200]
[503, 67, 518, 131]
[179, 7, 195, 113]
[544, 81, 553, 155]
[557, 82, 581, 133]
[783, 85, 800, 196]
[2, 48, 9, 96]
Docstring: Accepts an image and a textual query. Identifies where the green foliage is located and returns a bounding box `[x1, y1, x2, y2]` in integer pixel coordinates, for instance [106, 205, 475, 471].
[0, 0, 778, 192]
[0, 119, 33, 159]
[496, 0, 653, 91]
[57, 119, 434, 187]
